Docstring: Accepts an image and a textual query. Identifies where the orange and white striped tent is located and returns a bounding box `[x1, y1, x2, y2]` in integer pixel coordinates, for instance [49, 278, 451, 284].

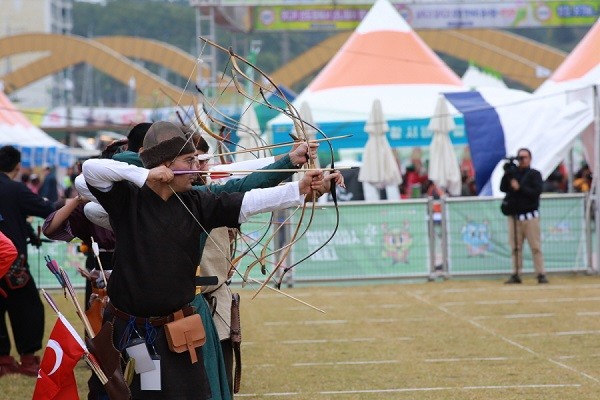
[269, 0, 466, 147]
[0, 91, 68, 167]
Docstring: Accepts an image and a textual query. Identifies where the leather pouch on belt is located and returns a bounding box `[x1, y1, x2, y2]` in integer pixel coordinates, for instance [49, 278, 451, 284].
[164, 310, 205, 364]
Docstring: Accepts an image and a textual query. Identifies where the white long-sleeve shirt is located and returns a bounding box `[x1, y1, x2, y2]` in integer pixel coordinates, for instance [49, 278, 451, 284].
[78, 159, 304, 224]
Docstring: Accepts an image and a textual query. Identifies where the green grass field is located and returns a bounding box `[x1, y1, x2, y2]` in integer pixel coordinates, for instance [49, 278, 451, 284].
[2, 274, 600, 399]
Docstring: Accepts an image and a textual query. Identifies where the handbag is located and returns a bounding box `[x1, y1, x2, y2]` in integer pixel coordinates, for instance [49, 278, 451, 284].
[4, 254, 30, 290]
[500, 197, 516, 216]
[501, 170, 532, 216]
[164, 310, 206, 364]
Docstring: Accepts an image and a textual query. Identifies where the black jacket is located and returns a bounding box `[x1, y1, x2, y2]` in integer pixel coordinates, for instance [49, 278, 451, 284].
[0, 174, 55, 257]
[500, 167, 543, 215]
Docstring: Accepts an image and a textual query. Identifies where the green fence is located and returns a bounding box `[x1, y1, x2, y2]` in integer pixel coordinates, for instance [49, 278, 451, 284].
[33, 194, 590, 289]
[28, 240, 87, 289]
[233, 194, 589, 284]
[446, 194, 587, 275]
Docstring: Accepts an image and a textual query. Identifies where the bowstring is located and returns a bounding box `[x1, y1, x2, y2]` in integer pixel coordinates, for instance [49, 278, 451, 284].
[167, 185, 324, 313]
[190, 38, 340, 292]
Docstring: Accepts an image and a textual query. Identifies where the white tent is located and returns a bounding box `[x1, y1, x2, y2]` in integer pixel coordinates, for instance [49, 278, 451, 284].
[462, 64, 507, 89]
[443, 86, 593, 197]
[535, 17, 600, 172]
[268, 0, 466, 151]
[0, 91, 70, 167]
[535, 18, 600, 271]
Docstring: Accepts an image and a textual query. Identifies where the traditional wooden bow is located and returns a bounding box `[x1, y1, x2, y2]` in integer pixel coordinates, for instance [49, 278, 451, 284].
[170, 37, 341, 301]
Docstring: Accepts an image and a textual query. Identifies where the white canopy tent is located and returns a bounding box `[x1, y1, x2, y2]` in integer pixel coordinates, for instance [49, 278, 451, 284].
[443, 86, 593, 197]
[0, 91, 70, 167]
[535, 17, 600, 271]
[462, 64, 507, 89]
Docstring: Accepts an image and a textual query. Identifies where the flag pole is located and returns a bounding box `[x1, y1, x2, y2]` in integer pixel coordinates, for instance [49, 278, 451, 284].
[40, 289, 108, 384]
[58, 268, 95, 338]
[593, 84, 600, 274]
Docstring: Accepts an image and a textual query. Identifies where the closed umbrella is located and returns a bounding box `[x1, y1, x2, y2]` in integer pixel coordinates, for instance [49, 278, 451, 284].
[358, 99, 402, 189]
[427, 95, 461, 196]
[236, 104, 264, 162]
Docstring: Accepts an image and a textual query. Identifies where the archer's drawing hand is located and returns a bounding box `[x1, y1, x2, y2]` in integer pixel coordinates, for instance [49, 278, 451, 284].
[147, 166, 174, 183]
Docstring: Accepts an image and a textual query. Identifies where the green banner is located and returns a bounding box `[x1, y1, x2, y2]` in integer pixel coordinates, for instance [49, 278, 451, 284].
[252, 1, 598, 31]
[447, 196, 586, 275]
[537, 1, 599, 26]
[237, 202, 432, 282]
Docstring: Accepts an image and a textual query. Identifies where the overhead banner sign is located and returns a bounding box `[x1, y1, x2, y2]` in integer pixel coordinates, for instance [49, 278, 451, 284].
[253, 1, 598, 31]
[255, 5, 369, 31]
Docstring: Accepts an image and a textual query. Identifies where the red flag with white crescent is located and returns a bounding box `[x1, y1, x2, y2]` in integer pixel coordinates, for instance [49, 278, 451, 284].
[32, 313, 87, 400]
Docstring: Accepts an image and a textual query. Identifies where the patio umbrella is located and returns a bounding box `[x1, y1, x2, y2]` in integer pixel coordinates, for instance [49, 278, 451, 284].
[358, 99, 402, 189]
[236, 103, 265, 162]
[427, 95, 461, 196]
[296, 102, 320, 168]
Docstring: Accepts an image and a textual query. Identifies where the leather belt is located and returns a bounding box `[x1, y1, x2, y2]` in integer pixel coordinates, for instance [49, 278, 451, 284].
[106, 302, 195, 327]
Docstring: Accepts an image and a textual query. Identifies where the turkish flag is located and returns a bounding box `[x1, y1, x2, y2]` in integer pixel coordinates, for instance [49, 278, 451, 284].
[32, 314, 87, 400]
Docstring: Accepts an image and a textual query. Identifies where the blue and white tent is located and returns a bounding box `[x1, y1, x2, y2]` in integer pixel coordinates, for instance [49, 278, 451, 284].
[0, 91, 71, 168]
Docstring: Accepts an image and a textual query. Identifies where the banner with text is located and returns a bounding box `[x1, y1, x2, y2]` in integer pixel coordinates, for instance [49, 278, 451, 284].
[253, 1, 598, 31]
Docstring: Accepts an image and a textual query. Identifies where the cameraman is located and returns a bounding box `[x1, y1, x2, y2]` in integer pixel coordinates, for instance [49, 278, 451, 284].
[500, 148, 548, 284]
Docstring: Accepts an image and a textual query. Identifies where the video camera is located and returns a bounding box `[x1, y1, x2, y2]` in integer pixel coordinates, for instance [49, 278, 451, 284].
[503, 156, 519, 175]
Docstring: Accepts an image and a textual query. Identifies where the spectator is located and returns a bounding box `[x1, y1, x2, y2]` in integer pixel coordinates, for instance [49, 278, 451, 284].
[0, 146, 55, 377]
[38, 166, 59, 202]
[27, 174, 41, 194]
[573, 163, 592, 193]
[543, 163, 568, 193]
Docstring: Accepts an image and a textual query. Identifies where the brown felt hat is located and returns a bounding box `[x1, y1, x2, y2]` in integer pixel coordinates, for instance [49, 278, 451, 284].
[139, 121, 196, 168]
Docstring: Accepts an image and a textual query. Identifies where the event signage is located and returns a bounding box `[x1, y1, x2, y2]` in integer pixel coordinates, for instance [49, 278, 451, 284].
[236, 202, 432, 281]
[20, 147, 33, 168]
[446, 196, 586, 274]
[253, 1, 598, 31]
[232, 195, 586, 283]
[271, 116, 467, 148]
[58, 150, 74, 168]
[34, 147, 45, 166]
[255, 5, 369, 30]
[46, 147, 57, 165]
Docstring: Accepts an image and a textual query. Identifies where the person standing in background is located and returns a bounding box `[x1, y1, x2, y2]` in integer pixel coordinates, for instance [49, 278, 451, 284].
[500, 148, 548, 285]
[0, 146, 55, 377]
[39, 166, 59, 202]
